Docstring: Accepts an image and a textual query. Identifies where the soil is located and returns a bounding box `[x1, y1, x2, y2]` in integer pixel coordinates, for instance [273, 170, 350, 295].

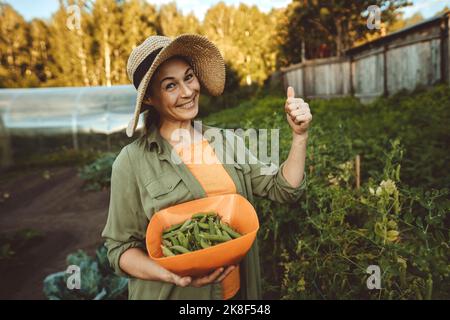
[0, 166, 110, 299]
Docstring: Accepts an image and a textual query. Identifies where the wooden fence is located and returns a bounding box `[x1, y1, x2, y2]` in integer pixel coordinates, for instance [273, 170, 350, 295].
[281, 12, 449, 103]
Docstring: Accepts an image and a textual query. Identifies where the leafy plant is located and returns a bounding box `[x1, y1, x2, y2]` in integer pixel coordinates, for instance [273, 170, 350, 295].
[79, 152, 117, 191]
[205, 84, 449, 299]
[43, 245, 128, 300]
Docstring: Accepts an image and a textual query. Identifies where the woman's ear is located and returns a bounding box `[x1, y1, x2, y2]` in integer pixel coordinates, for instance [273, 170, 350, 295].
[143, 96, 152, 105]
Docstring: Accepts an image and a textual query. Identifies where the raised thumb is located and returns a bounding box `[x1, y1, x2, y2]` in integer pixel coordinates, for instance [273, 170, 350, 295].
[287, 86, 295, 99]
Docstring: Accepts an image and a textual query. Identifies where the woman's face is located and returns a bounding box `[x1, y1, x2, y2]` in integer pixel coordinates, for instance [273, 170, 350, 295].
[144, 57, 200, 123]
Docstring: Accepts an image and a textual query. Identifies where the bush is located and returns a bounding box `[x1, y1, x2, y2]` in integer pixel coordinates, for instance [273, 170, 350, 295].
[78, 152, 117, 191]
[263, 140, 449, 299]
[43, 245, 128, 300]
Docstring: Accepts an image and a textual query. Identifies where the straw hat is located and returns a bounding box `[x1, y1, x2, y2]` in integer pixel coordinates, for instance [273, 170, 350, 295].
[126, 34, 225, 137]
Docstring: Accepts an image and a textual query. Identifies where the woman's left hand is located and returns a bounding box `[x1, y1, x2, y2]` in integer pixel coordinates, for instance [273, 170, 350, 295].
[188, 265, 237, 288]
[284, 86, 312, 136]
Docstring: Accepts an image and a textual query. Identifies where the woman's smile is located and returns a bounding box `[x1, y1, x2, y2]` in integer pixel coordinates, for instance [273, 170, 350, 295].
[176, 97, 196, 109]
[175, 95, 197, 110]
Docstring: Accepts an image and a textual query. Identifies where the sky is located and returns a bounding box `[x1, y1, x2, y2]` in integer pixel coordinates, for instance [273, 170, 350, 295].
[3, 0, 450, 22]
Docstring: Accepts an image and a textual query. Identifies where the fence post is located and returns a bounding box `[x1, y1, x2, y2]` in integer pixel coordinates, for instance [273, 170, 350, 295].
[383, 44, 388, 97]
[301, 64, 306, 98]
[349, 55, 355, 96]
[440, 14, 449, 84]
[355, 154, 361, 190]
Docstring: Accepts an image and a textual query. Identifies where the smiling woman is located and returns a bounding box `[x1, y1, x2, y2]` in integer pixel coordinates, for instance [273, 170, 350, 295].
[101, 33, 309, 301]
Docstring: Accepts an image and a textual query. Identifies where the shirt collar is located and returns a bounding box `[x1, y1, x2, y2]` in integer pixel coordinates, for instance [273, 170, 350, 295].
[144, 121, 220, 156]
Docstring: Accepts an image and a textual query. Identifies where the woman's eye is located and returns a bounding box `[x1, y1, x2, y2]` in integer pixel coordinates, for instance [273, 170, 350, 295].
[165, 74, 193, 90]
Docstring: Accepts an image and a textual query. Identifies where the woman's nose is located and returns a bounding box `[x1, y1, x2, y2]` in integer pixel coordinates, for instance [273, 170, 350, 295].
[180, 82, 193, 98]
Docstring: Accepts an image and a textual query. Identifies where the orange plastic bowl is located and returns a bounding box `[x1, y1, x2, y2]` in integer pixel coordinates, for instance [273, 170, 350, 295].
[146, 194, 259, 277]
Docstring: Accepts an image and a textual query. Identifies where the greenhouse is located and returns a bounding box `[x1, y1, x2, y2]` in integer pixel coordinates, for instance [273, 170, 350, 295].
[0, 85, 142, 168]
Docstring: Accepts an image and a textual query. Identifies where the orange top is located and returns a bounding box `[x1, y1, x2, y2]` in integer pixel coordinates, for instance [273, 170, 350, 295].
[173, 138, 240, 300]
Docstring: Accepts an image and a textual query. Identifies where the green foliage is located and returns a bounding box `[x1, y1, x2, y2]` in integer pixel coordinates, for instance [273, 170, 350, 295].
[79, 152, 117, 191]
[202, 2, 280, 85]
[197, 63, 258, 116]
[0, 0, 279, 88]
[43, 245, 128, 300]
[307, 85, 450, 189]
[279, 0, 410, 63]
[269, 142, 449, 299]
[206, 84, 449, 299]
[14, 146, 101, 169]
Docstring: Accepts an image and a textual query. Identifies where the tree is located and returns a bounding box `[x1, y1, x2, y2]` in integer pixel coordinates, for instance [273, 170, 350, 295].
[119, 0, 159, 83]
[280, 0, 411, 64]
[386, 12, 424, 34]
[47, 0, 95, 87]
[0, 3, 32, 87]
[203, 2, 277, 85]
[0, 0, 283, 88]
[29, 19, 53, 84]
[157, 2, 201, 37]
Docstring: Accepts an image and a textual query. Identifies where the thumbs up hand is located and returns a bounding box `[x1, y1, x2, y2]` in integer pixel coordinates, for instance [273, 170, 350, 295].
[285, 86, 312, 137]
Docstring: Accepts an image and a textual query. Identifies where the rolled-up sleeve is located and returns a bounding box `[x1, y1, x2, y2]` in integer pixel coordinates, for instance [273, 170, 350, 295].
[101, 146, 148, 278]
[236, 133, 306, 203]
[250, 160, 307, 204]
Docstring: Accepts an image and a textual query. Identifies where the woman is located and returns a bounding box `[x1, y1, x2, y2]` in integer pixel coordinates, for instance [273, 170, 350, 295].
[102, 34, 312, 300]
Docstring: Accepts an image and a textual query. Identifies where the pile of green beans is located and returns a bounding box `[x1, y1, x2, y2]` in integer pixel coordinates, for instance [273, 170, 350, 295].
[160, 212, 242, 257]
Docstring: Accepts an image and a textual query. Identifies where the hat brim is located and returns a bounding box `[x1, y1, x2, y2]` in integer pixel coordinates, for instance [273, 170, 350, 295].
[126, 34, 225, 137]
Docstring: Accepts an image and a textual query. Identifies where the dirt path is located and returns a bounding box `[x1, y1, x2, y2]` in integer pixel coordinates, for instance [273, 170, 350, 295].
[0, 166, 110, 299]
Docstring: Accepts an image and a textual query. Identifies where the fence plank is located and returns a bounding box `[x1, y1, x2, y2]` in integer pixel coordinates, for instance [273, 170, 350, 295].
[282, 13, 450, 102]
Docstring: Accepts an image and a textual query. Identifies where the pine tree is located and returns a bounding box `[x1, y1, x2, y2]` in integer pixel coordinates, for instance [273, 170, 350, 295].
[0, 3, 31, 87]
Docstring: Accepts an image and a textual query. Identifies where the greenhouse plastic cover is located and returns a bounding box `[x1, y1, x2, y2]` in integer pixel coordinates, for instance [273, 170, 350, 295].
[0, 85, 143, 135]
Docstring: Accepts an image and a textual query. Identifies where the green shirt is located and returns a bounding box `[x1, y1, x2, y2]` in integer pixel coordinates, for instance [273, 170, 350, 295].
[101, 122, 307, 300]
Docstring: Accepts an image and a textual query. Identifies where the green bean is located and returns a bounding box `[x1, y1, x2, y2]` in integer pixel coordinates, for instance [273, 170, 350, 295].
[208, 218, 216, 235]
[177, 233, 189, 248]
[163, 222, 184, 234]
[194, 223, 201, 243]
[200, 233, 230, 242]
[186, 231, 194, 247]
[221, 230, 232, 241]
[179, 219, 193, 232]
[198, 222, 209, 230]
[183, 234, 190, 248]
[161, 245, 175, 257]
[220, 222, 242, 238]
[163, 239, 172, 247]
[200, 238, 211, 249]
[170, 245, 191, 254]
[162, 230, 179, 239]
[214, 224, 223, 236]
[169, 236, 179, 246]
[191, 213, 206, 219]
